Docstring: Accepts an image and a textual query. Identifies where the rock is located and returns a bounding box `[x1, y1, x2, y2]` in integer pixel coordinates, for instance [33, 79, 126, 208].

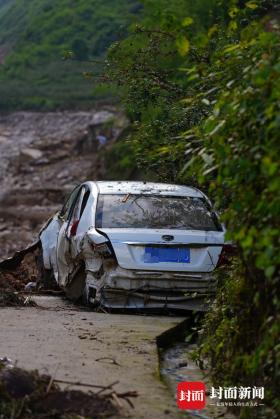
[57, 170, 70, 179]
[33, 157, 50, 166]
[20, 147, 43, 161]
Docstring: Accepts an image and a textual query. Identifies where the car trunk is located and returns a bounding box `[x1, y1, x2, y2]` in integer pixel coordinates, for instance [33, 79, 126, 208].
[98, 228, 224, 272]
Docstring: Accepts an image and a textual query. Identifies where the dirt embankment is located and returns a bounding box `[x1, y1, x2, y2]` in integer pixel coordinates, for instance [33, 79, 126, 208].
[0, 109, 127, 260]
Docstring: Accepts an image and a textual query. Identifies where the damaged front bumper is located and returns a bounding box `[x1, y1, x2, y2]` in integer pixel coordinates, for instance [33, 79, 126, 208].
[86, 264, 216, 312]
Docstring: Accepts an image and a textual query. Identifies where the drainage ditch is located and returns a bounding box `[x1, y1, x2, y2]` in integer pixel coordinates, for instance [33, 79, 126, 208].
[157, 317, 235, 419]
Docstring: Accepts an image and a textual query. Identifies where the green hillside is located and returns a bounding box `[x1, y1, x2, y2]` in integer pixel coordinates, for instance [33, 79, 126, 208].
[0, 0, 140, 110]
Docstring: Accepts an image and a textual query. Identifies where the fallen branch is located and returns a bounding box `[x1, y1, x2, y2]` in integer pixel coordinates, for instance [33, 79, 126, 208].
[114, 391, 138, 408]
[53, 378, 138, 407]
[47, 364, 60, 393]
[96, 381, 119, 395]
[54, 378, 119, 391]
[111, 392, 123, 408]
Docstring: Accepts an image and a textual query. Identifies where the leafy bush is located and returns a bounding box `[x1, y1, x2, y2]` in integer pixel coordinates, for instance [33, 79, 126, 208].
[105, 0, 280, 416]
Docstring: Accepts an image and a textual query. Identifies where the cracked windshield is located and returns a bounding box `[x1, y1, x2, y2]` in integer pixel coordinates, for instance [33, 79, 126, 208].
[96, 194, 221, 230]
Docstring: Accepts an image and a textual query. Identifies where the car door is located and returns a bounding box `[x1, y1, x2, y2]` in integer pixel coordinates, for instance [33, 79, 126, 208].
[39, 185, 80, 281]
[56, 185, 90, 287]
[69, 187, 91, 258]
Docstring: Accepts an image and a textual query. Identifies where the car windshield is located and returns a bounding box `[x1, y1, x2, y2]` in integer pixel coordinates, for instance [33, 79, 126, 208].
[96, 194, 222, 231]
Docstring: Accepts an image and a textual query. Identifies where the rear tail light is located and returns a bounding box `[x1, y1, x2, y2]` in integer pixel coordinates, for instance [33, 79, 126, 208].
[70, 219, 79, 236]
[88, 230, 117, 260]
[217, 244, 238, 267]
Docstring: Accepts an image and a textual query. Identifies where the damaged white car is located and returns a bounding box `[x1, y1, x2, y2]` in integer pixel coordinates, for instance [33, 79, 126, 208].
[39, 181, 226, 311]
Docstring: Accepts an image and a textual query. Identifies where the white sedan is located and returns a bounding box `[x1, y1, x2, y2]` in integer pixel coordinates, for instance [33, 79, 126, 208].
[39, 181, 226, 311]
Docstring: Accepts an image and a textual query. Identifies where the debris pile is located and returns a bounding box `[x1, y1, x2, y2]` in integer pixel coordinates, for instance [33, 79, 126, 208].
[0, 247, 39, 306]
[0, 270, 36, 307]
[0, 358, 136, 418]
[0, 252, 38, 290]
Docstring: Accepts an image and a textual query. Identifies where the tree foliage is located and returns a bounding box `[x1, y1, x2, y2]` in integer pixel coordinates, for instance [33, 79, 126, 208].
[105, 1, 280, 415]
[0, 0, 139, 110]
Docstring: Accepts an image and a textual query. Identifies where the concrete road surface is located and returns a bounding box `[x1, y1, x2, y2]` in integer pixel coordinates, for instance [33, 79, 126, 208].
[0, 296, 185, 418]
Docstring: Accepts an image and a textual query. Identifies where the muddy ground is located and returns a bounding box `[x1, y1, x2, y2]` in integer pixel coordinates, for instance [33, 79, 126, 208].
[0, 296, 184, 418]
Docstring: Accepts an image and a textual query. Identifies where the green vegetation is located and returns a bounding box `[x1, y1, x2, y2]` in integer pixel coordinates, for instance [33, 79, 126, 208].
[104, 0, 280, 416]
[0, 0, 139, 110]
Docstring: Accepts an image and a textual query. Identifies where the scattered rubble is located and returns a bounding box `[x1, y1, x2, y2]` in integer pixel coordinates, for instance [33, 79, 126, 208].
[20, 147, 43, 162]
[0, 240, 64, 306]
[0, 272, 36, 307]
[0, 246, 40, 306]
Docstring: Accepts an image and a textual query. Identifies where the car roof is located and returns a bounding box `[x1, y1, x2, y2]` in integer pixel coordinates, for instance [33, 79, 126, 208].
[90, 181, 204, 198]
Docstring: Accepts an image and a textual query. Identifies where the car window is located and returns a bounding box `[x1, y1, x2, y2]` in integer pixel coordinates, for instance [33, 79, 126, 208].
[96, 194, 222, 231]
[60, 186, 80, 219]
[80, 190, 90, 218]
[68, 187, 90, 224]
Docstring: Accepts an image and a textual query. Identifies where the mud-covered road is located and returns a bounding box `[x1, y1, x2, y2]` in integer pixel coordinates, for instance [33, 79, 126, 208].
[0, 296, 184, 418]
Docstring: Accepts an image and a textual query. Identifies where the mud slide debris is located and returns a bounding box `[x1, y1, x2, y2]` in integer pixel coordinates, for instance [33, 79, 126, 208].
[0, 357, 137, 418]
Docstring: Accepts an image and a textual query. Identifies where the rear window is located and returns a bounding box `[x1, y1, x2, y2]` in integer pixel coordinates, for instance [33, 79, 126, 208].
[96, 194, 222, 231]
